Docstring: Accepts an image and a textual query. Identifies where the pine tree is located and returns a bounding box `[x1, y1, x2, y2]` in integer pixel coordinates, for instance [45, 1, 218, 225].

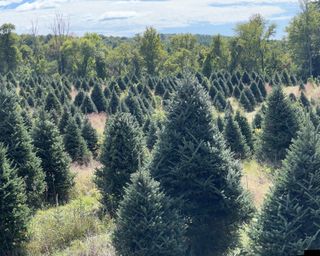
[257, 79, 267, 98]
[0, 89, 45, 208]
[259, 86, 299, 166]
[64, 118, 91, 165]
[146, 119, 159, 150]
[251, 118, 320, 255]
[213, 91, 227, 112]
[235, 111, 254, 151]
[33, 112, 74, 204]
[113, 170, 186, 256]
[233, 86, 241, 99]
[224, 114, 249, 159]
[91, 83, 107, 112]
[0, 144, 29, 255]
[216, 115, 225, 133]
[150, 78, 254, 255]
[59, 107, 71, 134]
[81, 118, 99, 158]
[244, 87, 256, 107]
[252, 112, 263, 129]
[95, 113, 146, 216]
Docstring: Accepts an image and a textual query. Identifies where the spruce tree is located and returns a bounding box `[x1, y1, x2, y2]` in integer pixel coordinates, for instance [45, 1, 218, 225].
[91, 83, 107, 112]
[64, 118, 91, 164]
[0, 144, 29, 255]
[74, 90, 85, 107]
[33, 112, 74, 204]
[251, 118, 320, 255]
[213, 91, 227, 112]
[45, 92, 62, 114]
[95, 113, 146, 216]
[81, 118, 99, 158]
[235, 111, 254, 151]
[259, 86, 299, 166]
[224, 114, 249, 159]
[250, 82, 263, 102]
[113, 170, 186, 256]
[150, 78, 253, 255]
[300, 91, 311, 109]
[0, 89, 45, 208]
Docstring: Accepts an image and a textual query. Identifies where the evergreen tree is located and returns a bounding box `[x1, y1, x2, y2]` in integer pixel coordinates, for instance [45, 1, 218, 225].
[250, 82, 263, 102]
[300, 91, 311, 109]
[146, 119, 159, 150]
[213, 91, 227, 112]
[224, 114, 249, 159]
[81, 118, 99, 158]
[74, 90, 85, 107]
[45, 92, 61, 114]
[233, 86, 241, 99]
[0, 144, 29, 255]
[113, 170, 186, 256]
[64, 118, 91, 164]
[257, 79, 267, 98]
[0, 89, 45, 208]
[252, 112, 263, 129]
[259, 86, 299, 166]
[91, 83, 107, 112]
[150, 78, 253, 255]
[33, 112, 74, 204]
[235, 111, 254, 151]
[240, 92, 254, 112]
[81, 95, 97, 114]
[59, 107, 71, 134]
[251, 118, 320, 255]
[108, 89, 120, 115]
[216, 115, 225, 133]
[95, 113, 146, 216]
[244, 87, 256, 107]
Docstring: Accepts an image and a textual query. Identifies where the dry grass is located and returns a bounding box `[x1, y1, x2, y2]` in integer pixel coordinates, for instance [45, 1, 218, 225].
[242, 160, 272, 208]
[87, 113, 107, 136]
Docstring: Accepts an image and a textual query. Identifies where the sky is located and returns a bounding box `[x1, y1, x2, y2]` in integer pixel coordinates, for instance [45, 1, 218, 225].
[0, 0, 301, 38]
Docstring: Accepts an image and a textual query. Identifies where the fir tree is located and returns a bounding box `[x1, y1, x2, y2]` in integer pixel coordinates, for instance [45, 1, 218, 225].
[150, 78, 254, 256]
[95, 113, 146, 216]
[252, 112, 263, 129]
[240, 92, 254, 112]
[45, 92, 61, 114]
[81, 118, 99, 158]
[213, 91, 227, 112]
[233, 86, 241, 99]
[113, 170, 186, 256]
[0, 89, 45, 208]
[33, 112, 74, 204]
[0, 144, 29, 255]
[259, 86, 299, 166]
[64, 118, 91, 165]
[251, 118, 320, 255]
[91, 83, 107, 112]
[300, 91, 311, 109]
[216, 115, 225, 133]
[108, 89, 120, 115]
[224, 114, 249, 159]
[235, 111, 254, 151]
[74, 90, 85, 107]
[250, 82, 263, 102]
[81, 95, 97, 114]
[257, 79, 267, 98]
[146, 119, 159, 150]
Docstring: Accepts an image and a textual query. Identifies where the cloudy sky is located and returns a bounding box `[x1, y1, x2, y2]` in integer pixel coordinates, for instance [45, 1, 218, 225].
[0, 0, 300, 37]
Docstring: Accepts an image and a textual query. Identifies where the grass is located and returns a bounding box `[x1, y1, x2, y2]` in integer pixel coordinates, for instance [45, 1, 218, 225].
[242, 159, 273, 208]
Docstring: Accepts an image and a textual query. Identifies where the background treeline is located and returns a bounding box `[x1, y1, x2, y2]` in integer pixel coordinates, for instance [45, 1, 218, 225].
[1, 1, 320, 80]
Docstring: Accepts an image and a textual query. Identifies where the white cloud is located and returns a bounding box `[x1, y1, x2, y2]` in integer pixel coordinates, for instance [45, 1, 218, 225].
[0, 0, 299, 35]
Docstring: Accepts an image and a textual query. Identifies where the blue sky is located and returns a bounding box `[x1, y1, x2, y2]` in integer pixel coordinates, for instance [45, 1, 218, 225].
[0, 0, 300, 38]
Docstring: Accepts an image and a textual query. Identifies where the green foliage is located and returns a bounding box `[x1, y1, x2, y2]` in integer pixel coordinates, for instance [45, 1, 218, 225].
[64, 118, 91, 164]
[95, 113, 146, 217]
[33, 111, 74, 204]
[0, 144, 29, 255]
[81, 95, 97, 114]
[150, 78, 254, 255]
[235, 111, 254, 150]
[81, 118, 99, 158]
[0, 89, 45, 208]
[224, 114, 249, 159]
[91, 83, 107, 112]
[113, 170, 186, 256]
[258, 86, 299, 166]
[250, 118, 320, 255]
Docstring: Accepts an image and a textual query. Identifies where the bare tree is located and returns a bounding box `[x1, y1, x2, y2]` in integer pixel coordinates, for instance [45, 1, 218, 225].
[50, 12, 70, 74]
